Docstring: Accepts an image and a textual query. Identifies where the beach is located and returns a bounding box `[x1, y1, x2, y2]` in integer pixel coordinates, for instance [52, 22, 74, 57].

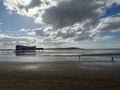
[0, 49, 120, 90]
[1, 0, 120, 89]
[0, 61, 120, 90]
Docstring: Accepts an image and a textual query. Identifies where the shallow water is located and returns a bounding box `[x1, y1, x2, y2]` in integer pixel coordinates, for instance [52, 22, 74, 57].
[0, 49, 120, 62]
[0, 49, 120, 71]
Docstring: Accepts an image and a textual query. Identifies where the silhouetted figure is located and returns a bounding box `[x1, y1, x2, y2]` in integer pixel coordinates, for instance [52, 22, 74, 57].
[111, 57, 114, 62]
[79, 55, 81, 61]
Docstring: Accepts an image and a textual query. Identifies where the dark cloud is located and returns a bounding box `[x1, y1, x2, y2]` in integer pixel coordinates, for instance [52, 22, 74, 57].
[42, 0, 104, 29]
[28, 0, 41, 8]
[32, 28, 50, 37]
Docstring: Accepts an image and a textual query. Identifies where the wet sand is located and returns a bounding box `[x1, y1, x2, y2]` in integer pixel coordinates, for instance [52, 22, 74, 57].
[0, 61, 120, 90]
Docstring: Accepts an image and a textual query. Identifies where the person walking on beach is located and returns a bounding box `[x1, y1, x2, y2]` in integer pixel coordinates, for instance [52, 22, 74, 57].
[79, 55, 81, 62]
[111, 57, 114, 62]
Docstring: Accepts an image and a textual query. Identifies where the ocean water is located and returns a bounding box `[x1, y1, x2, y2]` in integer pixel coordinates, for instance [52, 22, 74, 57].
[0, 49, 120, 71]
[0, 49, 120, 62]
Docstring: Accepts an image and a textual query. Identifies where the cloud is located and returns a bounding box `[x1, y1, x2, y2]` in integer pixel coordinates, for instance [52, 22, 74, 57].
[94, 35, 113, 41]
[3, 0, 120, 47]
[4, 0, 42, 17]
[19, 28, 30, 32]
[4, 0, 120, 27]
[27, 0, 41, 8]
[3, 0, 56, 19]
[27, 26, 52, 37]
[0, 34, 37, 48]
[27, 31, 36, 36]
[0, 34, 67, 48]
[104, 0, 120, 7]
[32, 28, 47, 37]
[40, 39, 66, 47]
[42, 0, 105, 29]
[93, 16, 120, 33]
[28, 23, 110, 43]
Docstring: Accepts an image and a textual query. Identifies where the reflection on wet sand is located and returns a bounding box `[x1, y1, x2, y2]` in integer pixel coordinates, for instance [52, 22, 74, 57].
[21, 65, 39, 70]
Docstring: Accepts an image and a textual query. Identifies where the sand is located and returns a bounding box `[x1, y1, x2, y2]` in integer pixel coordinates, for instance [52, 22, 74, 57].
[0, 61, 120, 90]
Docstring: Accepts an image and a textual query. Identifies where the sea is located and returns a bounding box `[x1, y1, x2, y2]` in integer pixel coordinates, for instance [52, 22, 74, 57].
[0, 49, 120, 71]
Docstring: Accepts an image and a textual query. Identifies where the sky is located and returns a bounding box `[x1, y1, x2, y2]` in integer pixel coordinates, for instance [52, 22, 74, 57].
[0, 0, 120, 49]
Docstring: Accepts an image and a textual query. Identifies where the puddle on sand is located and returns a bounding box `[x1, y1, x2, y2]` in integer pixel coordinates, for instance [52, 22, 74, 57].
[21, 65, 39, 70]
[80, 66, 103, 70]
